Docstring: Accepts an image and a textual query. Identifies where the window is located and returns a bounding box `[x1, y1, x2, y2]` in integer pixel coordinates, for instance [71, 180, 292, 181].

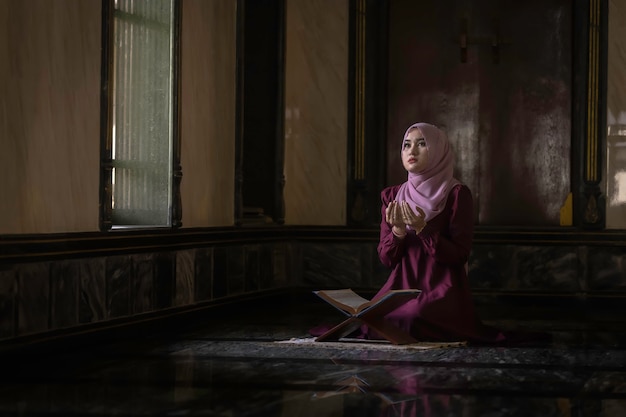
[100, 0, 181, 230]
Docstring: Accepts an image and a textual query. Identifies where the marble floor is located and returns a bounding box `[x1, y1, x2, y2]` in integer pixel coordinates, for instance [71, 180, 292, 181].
[1, 294, 626, 417]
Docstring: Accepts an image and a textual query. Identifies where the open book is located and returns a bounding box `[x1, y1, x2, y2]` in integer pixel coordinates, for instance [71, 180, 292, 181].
[314, 288, 421, 316]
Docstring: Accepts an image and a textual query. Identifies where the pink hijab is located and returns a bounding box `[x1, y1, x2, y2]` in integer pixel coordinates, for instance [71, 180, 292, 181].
[395, 122, 460, 222]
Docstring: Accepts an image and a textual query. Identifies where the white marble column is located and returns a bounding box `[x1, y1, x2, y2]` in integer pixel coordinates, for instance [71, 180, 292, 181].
[606, 0, 626, 228]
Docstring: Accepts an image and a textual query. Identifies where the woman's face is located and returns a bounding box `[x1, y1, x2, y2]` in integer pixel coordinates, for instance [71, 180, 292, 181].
[402, 128, 429, 173]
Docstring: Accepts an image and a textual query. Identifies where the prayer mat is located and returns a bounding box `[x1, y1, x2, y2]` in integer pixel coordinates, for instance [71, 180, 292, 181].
[275, 337, 466, 351]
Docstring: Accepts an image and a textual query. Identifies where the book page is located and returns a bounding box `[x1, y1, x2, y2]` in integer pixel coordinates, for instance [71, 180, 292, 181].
[315, 288, 421, 315]
[316, 289, 370, 314]
[357, 289, 421, 313]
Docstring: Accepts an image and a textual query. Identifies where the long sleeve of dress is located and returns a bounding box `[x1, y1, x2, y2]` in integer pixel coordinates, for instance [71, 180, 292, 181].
[377, 184, 474, 268]
[419, 185, 474, 265]
[377, 186, 406, 268]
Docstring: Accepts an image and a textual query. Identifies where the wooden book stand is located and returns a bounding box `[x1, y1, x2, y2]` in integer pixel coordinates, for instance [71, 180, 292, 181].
[313, 288, 421, 345]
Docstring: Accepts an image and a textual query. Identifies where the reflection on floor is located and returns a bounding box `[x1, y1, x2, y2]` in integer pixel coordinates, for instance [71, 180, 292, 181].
[1, 294, 626, 417]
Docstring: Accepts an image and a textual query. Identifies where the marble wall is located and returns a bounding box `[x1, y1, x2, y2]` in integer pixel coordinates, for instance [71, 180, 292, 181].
[180, 0, 237, 227]
[386, 0, 572, 227]
[0, 0, 239, 234]
[0, 0, 102, 234]
[283, 0, 349, 225]
[2, 236, 626, 342]
[0, 0, 350, 232]
[298, 241, 626, 296]
[3, 0, 620, 233]
[608, 0, 626, 127]
[0, 243, 291, 341]
[606, 0, 626, 229]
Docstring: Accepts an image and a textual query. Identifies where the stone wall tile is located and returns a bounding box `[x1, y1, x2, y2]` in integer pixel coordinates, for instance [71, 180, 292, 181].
[50, 261, 79, 329]
[17, 263, 50, 336]
[79, 258, 106, 324]
[175, 250, 194, 307]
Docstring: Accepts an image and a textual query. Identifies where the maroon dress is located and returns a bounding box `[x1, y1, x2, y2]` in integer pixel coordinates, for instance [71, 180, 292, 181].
[367, 183, 507, 343]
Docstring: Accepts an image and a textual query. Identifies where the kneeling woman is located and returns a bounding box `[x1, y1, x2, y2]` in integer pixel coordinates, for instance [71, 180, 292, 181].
[369, 122, 537, 344]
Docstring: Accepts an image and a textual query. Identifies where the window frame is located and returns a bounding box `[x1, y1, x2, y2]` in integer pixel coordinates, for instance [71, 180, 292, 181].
[99, 0, 182, 231]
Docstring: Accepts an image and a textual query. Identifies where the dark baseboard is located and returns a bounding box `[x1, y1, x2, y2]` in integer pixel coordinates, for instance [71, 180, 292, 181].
[2, 288, 625, 361]
[0, 288, 298, 358]
[473, 291, 626, 321]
